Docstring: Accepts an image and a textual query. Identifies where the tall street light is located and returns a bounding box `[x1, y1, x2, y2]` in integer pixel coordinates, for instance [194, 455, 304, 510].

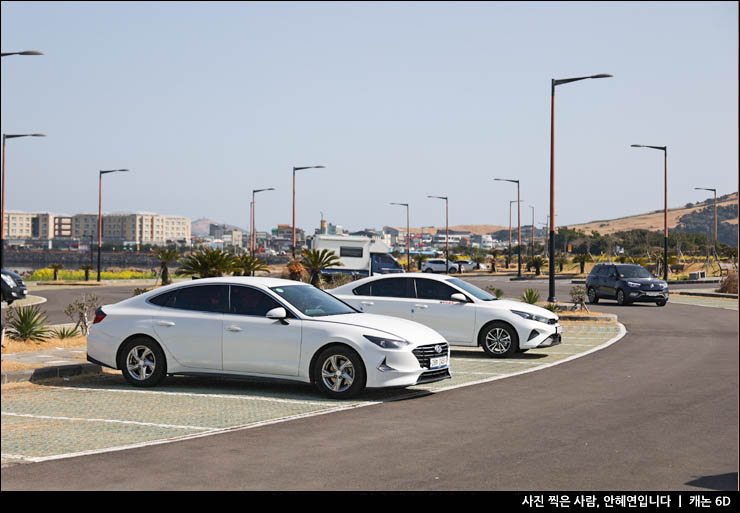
[428, 195, 449, 274]
[292, 165, 325, 258]
[631, 144, 668, 280]
[1, 50, 44, 57]
[97, 169, 130, 281]
[251, 187, 275, 258]
[1, 133, 46, 268]
[496, 178, 521, 277]
[548, 73, 613, 302]
[390, 202, 410, 271]
[508, 199, 522, 271]
[694, 187, 718, 258]
[529, 205, 535, 259]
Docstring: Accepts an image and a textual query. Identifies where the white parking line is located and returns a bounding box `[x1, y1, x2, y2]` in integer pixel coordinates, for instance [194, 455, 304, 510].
[2, 411, 214, 431]
[44, 385, 358, 407]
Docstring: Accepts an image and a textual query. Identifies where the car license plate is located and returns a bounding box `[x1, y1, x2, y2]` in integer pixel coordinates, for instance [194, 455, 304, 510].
[646, 291, 662, 296]
[429, 356, 448, 369]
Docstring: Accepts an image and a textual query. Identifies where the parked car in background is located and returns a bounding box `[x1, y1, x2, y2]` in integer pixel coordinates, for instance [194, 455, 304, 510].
[329, 273, 562, 358]
[586, 263, 668, 306]
[421, 259, 461, 274]
[456, 259, 477, 272]
[1, 269, 27, 305]
[87, 277, 451, 398]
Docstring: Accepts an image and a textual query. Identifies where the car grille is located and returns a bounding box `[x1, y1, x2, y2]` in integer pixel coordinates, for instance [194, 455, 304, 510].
[415, 368, 451, 384]
[412, 343, 449, 369]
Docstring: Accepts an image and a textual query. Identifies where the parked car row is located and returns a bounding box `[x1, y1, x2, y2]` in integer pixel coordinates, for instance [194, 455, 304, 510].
[87, 274, 560, 398]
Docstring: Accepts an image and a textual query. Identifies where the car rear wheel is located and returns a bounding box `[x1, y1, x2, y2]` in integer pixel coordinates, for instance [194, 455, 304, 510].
[313, 346, 366, 399]
[480, 322, 519, 359]
[587, 287, 599, 304]
[424, 268, 434, 273]
[119, 337, 167, 387]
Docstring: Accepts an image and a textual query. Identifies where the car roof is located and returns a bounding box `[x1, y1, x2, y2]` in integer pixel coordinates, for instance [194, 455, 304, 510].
[330, 272, 461, 293]
[173, 276, 305, 288]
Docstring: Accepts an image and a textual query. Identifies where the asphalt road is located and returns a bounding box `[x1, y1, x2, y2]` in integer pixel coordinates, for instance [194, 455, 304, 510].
[26, 285, 146, 325]
[2, 277, 736, 490]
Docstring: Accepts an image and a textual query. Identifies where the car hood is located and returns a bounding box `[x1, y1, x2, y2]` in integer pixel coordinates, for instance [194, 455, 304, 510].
[480, 299, 559, 321]
[621, 277, 667, 286]
[310, 312, 446, 344]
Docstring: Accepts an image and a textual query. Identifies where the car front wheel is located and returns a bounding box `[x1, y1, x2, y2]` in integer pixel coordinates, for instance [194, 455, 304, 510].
[313, 346, 366, 399]
[480, 322, 519, 358]
[616, 289, 630, 306]
[119, 337, 167, 387]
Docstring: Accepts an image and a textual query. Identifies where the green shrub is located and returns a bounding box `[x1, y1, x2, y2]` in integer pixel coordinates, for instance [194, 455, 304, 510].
[52, 326, 81, 339]
[6, 305, 52, 343]
[485, 286, 504, 299]
[543, 302, 560, 312]
[27, 268, 156, 281]
[521, 288, 540, 304]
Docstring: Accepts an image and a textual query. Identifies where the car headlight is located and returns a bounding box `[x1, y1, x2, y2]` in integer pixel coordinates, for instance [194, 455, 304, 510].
[1, 274, 16, 287]
[627, 281, 642, 288]
[511, 310, 551, 324]
[363, 335, 410, 350]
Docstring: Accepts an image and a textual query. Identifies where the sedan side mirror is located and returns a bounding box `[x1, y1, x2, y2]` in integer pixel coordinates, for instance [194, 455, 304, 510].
[450, 293, 468, 303]
[266, 307, 289, 324]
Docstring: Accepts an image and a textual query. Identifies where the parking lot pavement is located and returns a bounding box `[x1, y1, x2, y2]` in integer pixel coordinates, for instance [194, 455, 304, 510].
[1, 320, 622, 466]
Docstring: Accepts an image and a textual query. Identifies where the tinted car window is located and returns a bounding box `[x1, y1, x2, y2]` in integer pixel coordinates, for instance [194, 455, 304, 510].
[616, 265, 653, 279]
[149, 290, 176, 307]
[230, 286, 282, 316]
[589, 265, 601, 276]
[598, 265, 611, 276]
[171, 285, 228, 313]
[371, 278, 416, 298]
[415, 279, 458, 301]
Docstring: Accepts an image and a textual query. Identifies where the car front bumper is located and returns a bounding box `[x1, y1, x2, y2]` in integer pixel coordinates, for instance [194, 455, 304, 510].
[366, 343, 452, 388]
[627, 289, 669, 302]
[518, 321, 562, 350]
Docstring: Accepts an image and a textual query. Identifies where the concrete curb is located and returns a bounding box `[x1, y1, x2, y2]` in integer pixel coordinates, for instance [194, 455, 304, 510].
[673, 290, 738, 299]
[1, 363, 102, 385]
[0, 295, 47, 309]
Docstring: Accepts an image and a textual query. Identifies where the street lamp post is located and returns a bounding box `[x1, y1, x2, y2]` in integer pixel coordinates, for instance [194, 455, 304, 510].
[292, 165, 325, 258]
[496, 178, 521, 277]
[428, 196, 449, 274]
[529, 205, 535, 259]
[1, 133, 46, 268]
[631, 144, 668, 280]
[251, 188, 275, 258]
[1, 50, 44, 57]
[97, 169, 129, 281]
[390, 202, 410, 271]
[548, 73, 613, 302]
[694, 187, 718, 259]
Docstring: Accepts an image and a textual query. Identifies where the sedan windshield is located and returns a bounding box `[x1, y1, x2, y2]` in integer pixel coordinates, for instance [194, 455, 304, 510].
[616, 265, 654, 279]
[270, 285, 358, 317]
[446, 278, 497, 301]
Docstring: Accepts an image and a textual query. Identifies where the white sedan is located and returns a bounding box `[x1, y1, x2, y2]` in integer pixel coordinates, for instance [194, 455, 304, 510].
[87, 277, 451, 398]
[329, 273, 562, 358]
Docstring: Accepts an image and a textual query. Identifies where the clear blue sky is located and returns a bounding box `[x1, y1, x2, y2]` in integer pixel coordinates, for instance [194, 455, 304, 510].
[2, 1, 737, 234]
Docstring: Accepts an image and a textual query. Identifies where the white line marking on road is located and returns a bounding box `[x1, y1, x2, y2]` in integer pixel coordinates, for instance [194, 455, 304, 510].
[43, 385, 354, 407]
[1, 411, 213, 431]
[0, 402, 381, 464]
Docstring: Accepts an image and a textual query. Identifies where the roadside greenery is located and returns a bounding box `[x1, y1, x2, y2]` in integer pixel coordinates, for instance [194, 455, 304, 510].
[6, 305, 52, 343]
[28, 268, 155, 281]
[301, 248, 344, 287]
[521, 288, 540, 304]
[63, 294, 100, 335]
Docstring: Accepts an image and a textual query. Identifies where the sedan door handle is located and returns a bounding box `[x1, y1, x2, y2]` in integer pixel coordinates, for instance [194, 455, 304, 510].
[413, 304, 429, 309]
[226, 326, 243, 332]
[157, 321, 175, 327]
[360, 301, 375, 306]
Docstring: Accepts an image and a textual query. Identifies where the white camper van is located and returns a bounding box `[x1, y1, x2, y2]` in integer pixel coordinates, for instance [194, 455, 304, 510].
[311, 235, 404, 276]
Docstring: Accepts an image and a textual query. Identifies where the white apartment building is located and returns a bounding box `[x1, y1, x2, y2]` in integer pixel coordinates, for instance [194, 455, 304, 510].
[4, 211, 190, 246]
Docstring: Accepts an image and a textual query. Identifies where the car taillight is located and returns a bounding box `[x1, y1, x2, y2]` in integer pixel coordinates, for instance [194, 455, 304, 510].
[93, 307, 106, 324]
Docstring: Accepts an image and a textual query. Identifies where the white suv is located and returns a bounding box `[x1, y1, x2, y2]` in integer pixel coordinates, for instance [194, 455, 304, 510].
[421, 259, 460, 273]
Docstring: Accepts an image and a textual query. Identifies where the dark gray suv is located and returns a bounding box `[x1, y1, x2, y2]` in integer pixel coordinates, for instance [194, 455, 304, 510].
[586, 263, 668, 307]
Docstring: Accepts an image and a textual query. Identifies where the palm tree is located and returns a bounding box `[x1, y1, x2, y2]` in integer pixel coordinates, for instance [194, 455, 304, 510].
[571, 253, 593, 274]
[555, 255, 569, 272]
[470, 251, 486, 270]
[301, 248, 344, 286]
[49, 263, 64, 281]
[176, 247, 236, 278]
[79, 264, 94, 282]
[151, 247, 179, 285]
[235, 254, 269, 276]
[412, 253, 427, 271]
[530, 256, 545, 276]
